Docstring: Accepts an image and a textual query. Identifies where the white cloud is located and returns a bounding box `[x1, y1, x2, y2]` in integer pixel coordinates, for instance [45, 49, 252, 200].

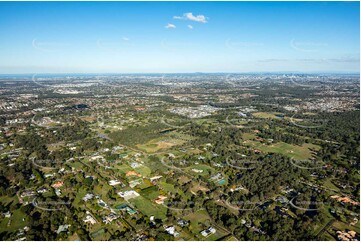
[165, 23, 176, 29]
[185, 13, 207, 23]
[122, 37, 130, 41]
[188, 25, 193, 29]
[173, 12, 208, 23]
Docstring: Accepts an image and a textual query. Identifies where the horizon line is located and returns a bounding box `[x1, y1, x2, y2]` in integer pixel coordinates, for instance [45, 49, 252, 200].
[0, 71, 359, 76]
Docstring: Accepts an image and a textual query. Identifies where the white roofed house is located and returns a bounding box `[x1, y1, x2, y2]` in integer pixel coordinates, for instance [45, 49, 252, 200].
[177, 219, 189, 227]
[129, 179, 142, 188]
[2, 211, 11, 218]
[82, 193, 94, 202]
[83, 211, 97, 225]
[109, 180, 121, 186]
[150, 175, 163, 182]
[165, 226, 179, 237]
[117, 190, 140, 200]
[201, 226, 216, 237]
[130, 162, 142, 168]
[102, 213, 119, 224]
[56, 224, 71, 234]
[37, 188, 48, 193]
[83, 215, 97, 225]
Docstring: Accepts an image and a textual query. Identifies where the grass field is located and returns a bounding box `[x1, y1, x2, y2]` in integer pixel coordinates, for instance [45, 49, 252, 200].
[129, 196, 167, 219]
[312, 214, 334, 237]
[137, 179, 154, 190]
[140, 186, 160, 200]
[182, 209, 229, 240]
[136, 138, 184, 153]
[225, 235, 239, 241]
[90, 228, 109, 240]
[207, 230, 230, 241]
[67, 233, 80, 241]
[134, 165, 152, 177]
[242, 132, 257, 140]
[93, 184, 112, 198]
[0, 195, 17, 205]
[68, 161, 85, 169]
[109, 122, 172, 147]
[178, 175, 192, 184]
[114, 163, 133, 174]
[186, 164, 215, 176]
[158, 181, 188, 199]
[321, 220, 360, 240]
[252, 112, 284, 119]
[332, 220, 360, 233]
[46, 142, 65, 152]
[0, 208, 28, 233]
[245, 140, 320, 160]
[190, 183, 210, 194]
[183, 209, 211, 234]
[73, 188, 87, 208]
[323, 178, 341, 192]
[158, 181, 177, 193]
[321, 231, 337, 241]
[136, 132, 193, 153]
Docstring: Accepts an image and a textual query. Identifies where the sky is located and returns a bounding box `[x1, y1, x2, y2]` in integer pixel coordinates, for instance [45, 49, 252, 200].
[0, 1, 359, 74]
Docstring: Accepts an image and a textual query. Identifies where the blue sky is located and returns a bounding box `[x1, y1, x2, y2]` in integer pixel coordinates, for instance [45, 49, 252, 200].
[0, 1, 359, 73]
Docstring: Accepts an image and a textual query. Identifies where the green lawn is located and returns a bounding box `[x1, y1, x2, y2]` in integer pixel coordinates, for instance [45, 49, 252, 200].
[252, 112, 283, 119]
[183, 210, 211, 234]
[321, 231, 337, 241]
[73, 188, 87, 208]
[246, 141, 320, 160]
[68, 161, 84, 169]
[94, 184, 111, 198]
[332, 220, 360, 233]
[186, 164, 215, 176]
[0, 195, 17, 205]
[114, 163, 133, 174]
[135, 131, 193, 153]
[135, 165, 152, 177]
[157, 181, 187, 199]
[207, 230, 230, 241]
[128, 196, 167, 219]
[140, 186, 160, 200]
[0, 209, 28, 233]
[158, 181, 177, 193]
[137, 179, 154, 190]
[90, 228, 109, 240]
[323, 178, 341, 192]
[242, 132, 257, 140]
